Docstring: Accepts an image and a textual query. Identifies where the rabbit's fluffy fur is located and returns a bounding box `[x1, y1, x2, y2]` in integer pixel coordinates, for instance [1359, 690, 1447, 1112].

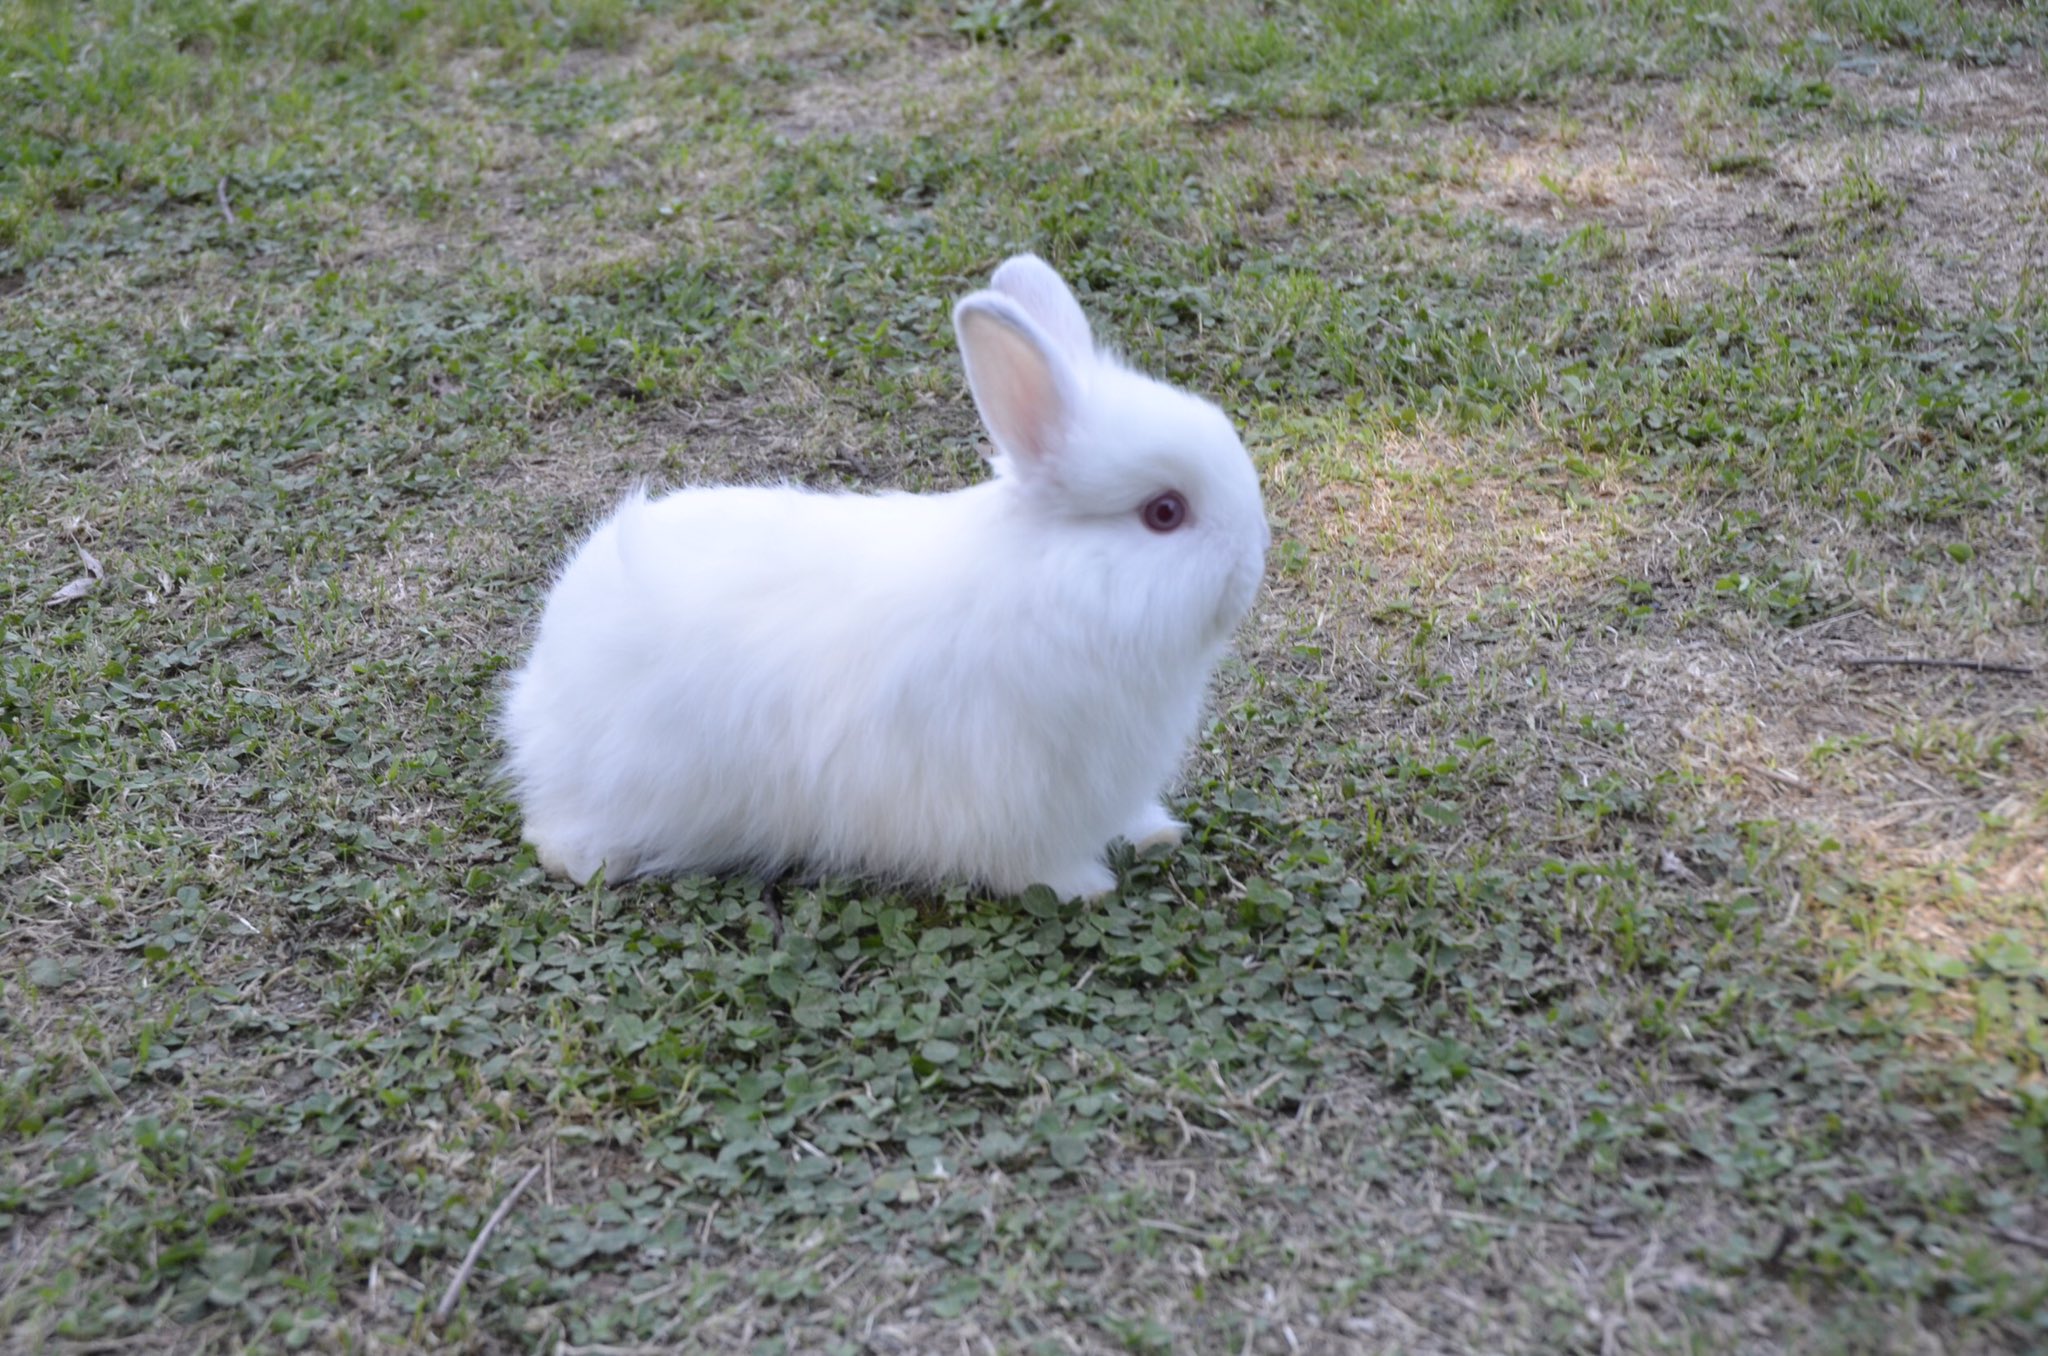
[501, 255, 1268, 898]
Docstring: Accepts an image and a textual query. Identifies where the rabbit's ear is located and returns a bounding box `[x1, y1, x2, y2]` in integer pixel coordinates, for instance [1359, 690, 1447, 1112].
[953, 293, 1081, 474]
[989, 254, 1094, 368]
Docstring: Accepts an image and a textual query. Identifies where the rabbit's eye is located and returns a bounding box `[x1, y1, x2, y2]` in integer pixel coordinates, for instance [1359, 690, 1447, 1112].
[1141, 491, 1188, 533]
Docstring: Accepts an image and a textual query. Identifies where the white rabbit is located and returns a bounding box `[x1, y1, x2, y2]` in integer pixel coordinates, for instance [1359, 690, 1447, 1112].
[500, 254, 1267, 898]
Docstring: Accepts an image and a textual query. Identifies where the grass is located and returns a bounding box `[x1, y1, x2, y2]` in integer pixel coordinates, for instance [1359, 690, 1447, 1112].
[4, 0, 2048, 1351]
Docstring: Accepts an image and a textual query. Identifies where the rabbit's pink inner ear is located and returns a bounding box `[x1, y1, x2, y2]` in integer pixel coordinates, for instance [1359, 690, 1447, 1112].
[955, 300, 1075, 474]
[990, 255, 1093, 367]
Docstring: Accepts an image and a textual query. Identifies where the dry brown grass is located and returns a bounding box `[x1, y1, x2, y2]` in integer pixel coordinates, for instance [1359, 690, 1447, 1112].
[1187, 52, 2048, 311]
[1450, 59, 2048, 308]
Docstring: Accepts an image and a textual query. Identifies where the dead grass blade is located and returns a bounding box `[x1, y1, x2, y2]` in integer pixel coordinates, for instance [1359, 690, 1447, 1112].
[46, 545, 104, 607]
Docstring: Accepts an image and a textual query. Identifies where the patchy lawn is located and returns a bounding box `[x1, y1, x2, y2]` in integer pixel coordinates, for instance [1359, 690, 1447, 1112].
[4, 1, 2047, 1352]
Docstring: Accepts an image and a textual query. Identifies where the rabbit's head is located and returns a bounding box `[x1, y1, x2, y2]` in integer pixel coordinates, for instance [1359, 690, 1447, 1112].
[954, 255, 1269, 655]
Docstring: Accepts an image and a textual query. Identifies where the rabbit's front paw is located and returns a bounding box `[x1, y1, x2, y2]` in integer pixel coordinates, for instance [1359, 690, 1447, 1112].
[526, 828, 611, 886]
[1122, 802, 1186, 853]
[1040, 861, 1117, 902]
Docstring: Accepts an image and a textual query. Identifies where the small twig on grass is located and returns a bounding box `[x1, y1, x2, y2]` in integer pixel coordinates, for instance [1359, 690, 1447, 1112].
[432, 1162, 542, 1329]
[1742, 760, 1812, 793]
[1989, 1222, 2048, 1255]
[1761, 1221, 1799, 1273]
[216, 176, 234, 227]
[1841, 656, 2033, 676]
